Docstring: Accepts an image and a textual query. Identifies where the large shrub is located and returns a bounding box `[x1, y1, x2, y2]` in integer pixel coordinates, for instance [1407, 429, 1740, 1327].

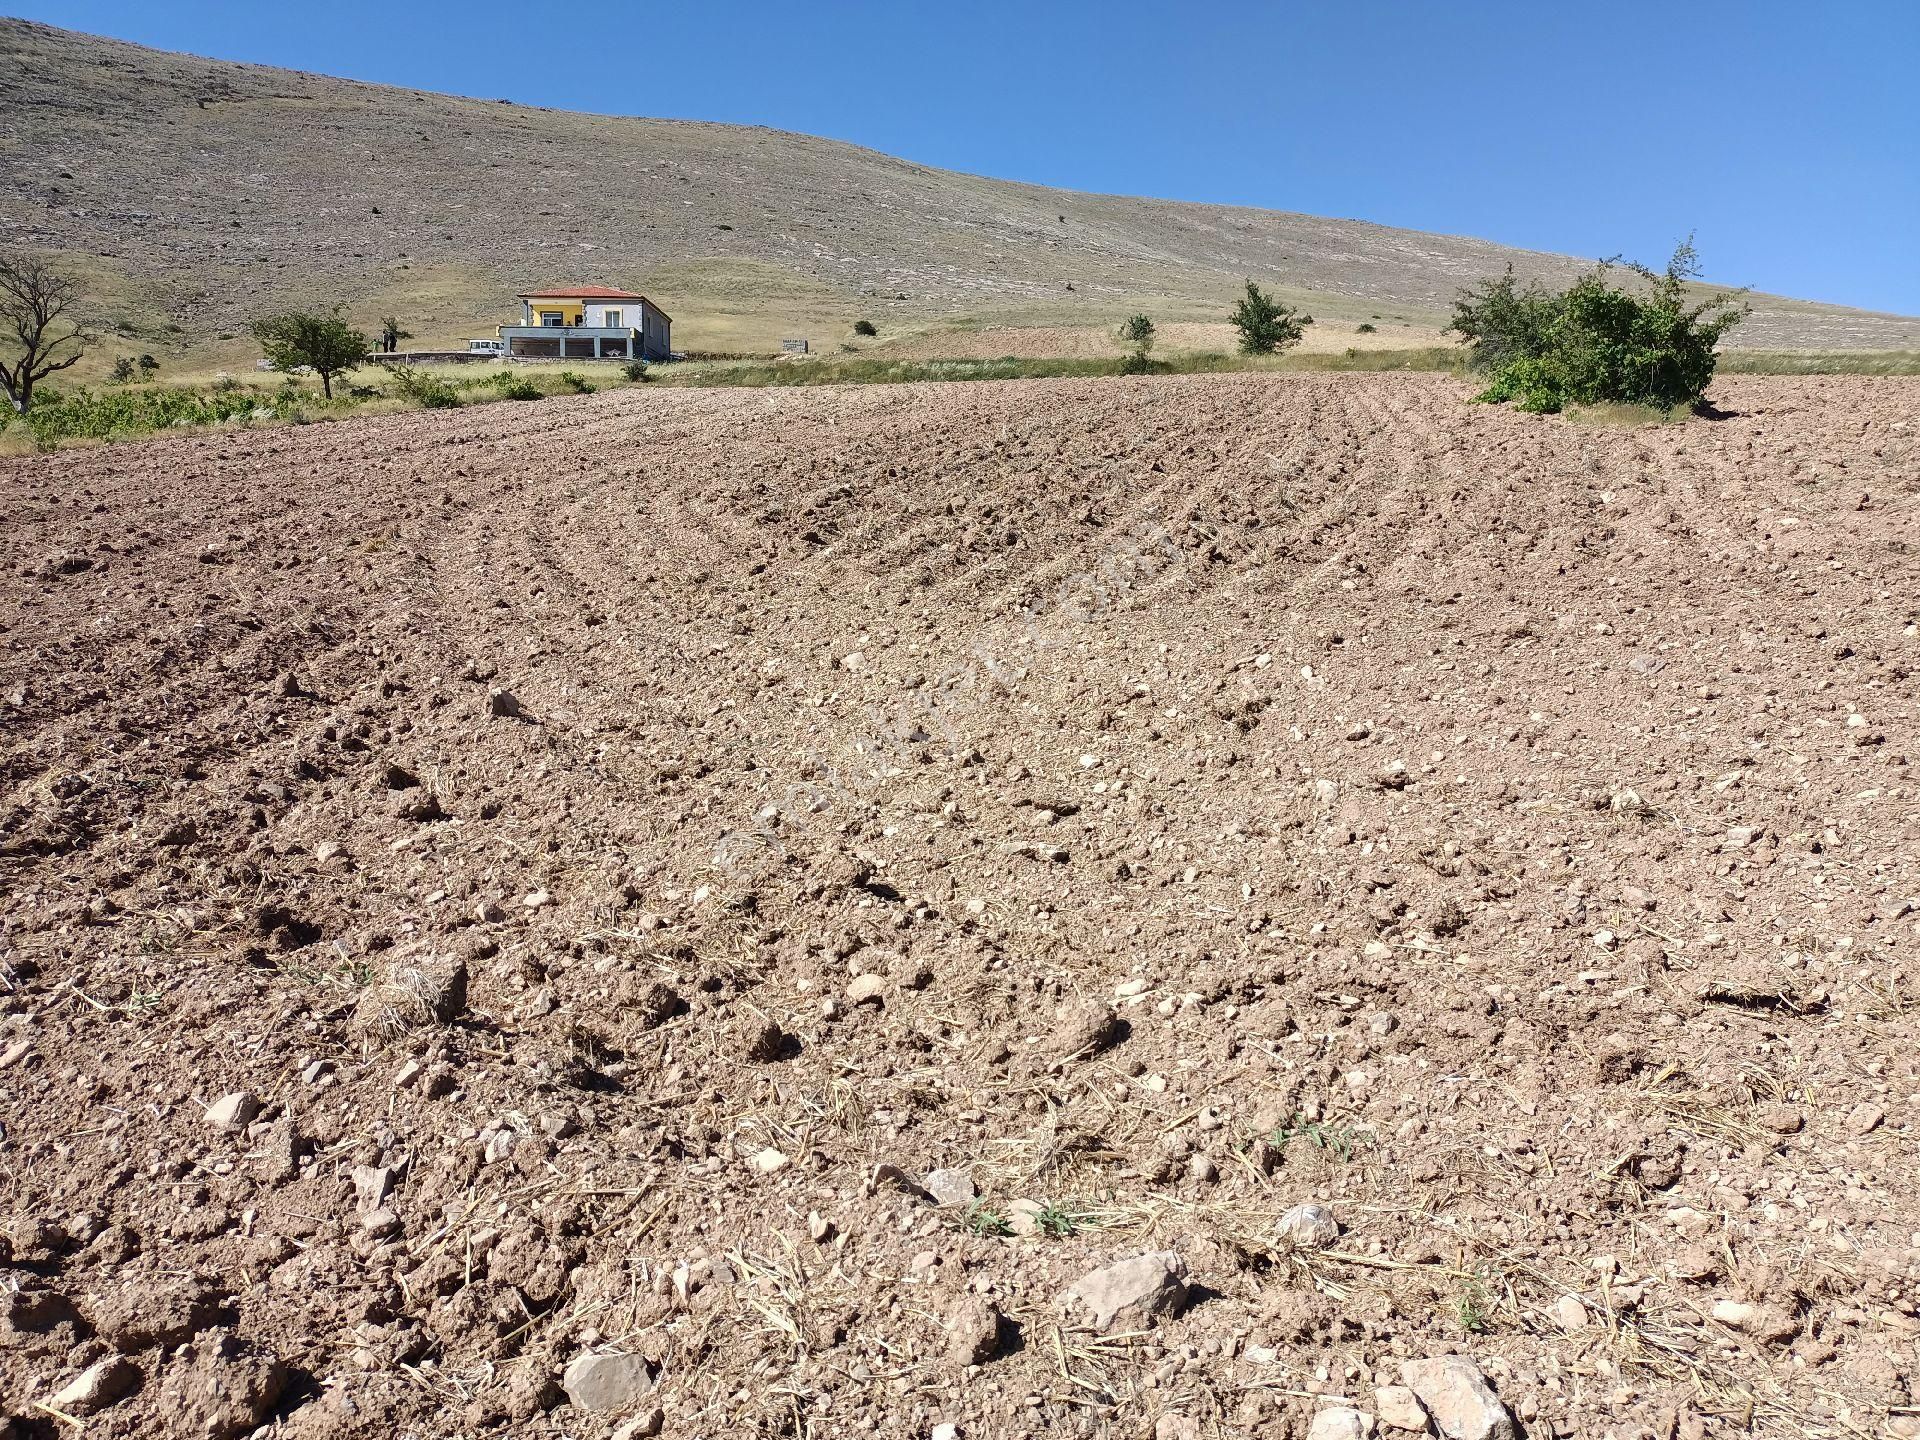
[1454, 240, 1748, 413]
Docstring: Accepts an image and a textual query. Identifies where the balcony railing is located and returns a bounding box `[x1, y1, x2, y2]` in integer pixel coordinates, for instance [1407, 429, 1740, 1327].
[500, 325, 636, 339]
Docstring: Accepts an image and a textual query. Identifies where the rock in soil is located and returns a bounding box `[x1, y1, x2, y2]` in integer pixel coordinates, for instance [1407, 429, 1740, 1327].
[1399, 1356, 1517, 1440]
[1062, 1251, 1189, 1332]
[562, 1350, 655, 1413]
[1308, 1408, 1374, 1440]
[47, 1355, 140, 1416]
[945, 1295, 1002, 1365]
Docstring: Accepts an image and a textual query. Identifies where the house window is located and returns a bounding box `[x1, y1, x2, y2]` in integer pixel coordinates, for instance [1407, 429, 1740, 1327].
[604, 309, 622, 328]
[540, 311, 565, 327]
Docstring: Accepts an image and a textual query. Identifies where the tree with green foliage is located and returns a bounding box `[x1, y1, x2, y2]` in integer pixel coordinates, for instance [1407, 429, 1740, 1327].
[0, 252, 88, 414]
[852, 319, 878, 337]
[137, 353, 159, 378]
[1229, 281, 1310, 355]
[1117, 313, 1156, 373]
[1454, 239, 1748, 413]
[110, 356, 137, 384]
[252, 306, 370, 398]
[379, 316, 412, 354]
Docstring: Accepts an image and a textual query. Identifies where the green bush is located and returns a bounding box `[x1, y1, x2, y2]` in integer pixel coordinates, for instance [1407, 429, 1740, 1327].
[852, 319, 878, 337]
[1229, 281, 1310, 354]
[623, 359, 650, 381]
[383, 364, 461, 408]
[557, 370, 595, 394]
[109, 356, 137, 384]
[1453, 240, 1748, 414]
[11, 384, 268, 447]
[1118, 352, 1159, 374]
[496, 375, 541, 401]
[1356, 323, 1376, 334]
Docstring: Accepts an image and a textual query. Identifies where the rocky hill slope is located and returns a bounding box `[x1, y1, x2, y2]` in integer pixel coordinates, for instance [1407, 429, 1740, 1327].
[3, 18, 1916, 360]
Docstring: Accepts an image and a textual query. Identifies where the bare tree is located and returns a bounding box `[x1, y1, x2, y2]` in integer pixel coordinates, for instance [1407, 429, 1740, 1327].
[0, 253, 88, 414]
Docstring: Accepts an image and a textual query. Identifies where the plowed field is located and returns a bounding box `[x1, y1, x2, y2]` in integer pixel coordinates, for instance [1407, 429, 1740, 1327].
[3, 374, 1918, 1440]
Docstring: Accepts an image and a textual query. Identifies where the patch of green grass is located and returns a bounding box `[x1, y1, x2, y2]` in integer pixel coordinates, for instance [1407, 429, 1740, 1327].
[1270, 1112, 1363, 1162]
[1035, 1200, 1095, 1238]
[960, 1202, 1014, 1238]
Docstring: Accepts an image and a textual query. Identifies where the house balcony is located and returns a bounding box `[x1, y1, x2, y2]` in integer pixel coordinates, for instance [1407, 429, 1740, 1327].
[499, 326, 637, 360]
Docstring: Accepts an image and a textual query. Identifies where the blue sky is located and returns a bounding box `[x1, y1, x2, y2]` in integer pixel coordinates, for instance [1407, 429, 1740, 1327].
[18, 0, 1920, 314]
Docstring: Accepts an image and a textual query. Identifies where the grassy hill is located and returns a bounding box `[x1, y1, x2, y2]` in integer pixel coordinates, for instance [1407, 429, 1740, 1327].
[4, 17, 1916, 376]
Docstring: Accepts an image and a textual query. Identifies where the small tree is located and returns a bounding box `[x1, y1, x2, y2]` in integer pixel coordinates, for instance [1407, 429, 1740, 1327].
[1117, 313, 1156, 372]
[0, 253, 88, 413]
[137, 353, 159, 378]
[852, 319, 878, 337]
[252, 306, 370, 398]
[1229, 281, 1309, 355]
[110, 356, 137, 384]
[379, 316, 412, 353]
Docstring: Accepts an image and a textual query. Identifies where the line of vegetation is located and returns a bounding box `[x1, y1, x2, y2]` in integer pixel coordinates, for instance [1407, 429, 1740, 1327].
[655, 348, 1465, 389]
[1716, 350, 1920, 376]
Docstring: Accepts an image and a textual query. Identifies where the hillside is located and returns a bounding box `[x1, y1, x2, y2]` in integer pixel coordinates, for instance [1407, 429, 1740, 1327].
[3, 17, 1917, 368]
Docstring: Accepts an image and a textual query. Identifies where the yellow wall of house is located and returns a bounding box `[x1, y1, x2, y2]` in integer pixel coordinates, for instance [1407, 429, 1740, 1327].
[526, 300, 585, 324]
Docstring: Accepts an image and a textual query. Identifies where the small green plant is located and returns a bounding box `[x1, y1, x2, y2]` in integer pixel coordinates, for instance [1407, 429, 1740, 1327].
[497, 376, 541, 401]
[1356, 322, 1377, 334]
[853, 319, 878, 337]
[623, 359, 650, 381]
[1229, 280, 1310, 354]
[137, 354, 159, 378]
[961, 1202, 1013, 1238]
[557, 369, 595, 394]
[212, 373, 243, 394]
[109, 356, 137, 384]
[1455, 1274, 1493, 1334]
[1035, 1201, 1091, 1238]
[1271, 1112, 1361, 1162]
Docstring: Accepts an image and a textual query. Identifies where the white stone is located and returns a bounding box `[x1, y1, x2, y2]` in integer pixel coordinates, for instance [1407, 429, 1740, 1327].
[749, 1147, 791, 1175]
[1374, 1385, 1427, 1432]
[923, 1168, 976, 1206]
[563, 1351, 654, 1413]
[1277, 1202, 1341, 1249]
[204, 1091, 260, 1130]
[1399, 1357, 1517, 1440]
[1062, 1251, 1189, 1332]
[1308, 1408, 1373, 1440]
[48, 1357, 138, 1416]
[1553, 1294, 1590, 1331]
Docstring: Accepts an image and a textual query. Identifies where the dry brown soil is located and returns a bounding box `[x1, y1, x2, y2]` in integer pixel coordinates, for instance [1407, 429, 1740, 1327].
[2, 374, 1918, 1440]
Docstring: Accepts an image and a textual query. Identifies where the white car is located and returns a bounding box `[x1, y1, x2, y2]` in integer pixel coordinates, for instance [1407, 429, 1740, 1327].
[467, 338, 506, 355]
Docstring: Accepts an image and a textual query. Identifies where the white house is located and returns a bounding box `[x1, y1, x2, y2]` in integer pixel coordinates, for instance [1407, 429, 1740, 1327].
[497, 287, 672, 361]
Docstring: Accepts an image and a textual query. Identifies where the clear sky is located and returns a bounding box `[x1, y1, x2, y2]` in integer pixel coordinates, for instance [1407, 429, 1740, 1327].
[15, 0, 1920, 315]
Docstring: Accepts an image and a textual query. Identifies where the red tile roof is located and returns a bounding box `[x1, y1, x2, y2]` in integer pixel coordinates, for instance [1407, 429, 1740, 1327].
[518, 286, 647, 300]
